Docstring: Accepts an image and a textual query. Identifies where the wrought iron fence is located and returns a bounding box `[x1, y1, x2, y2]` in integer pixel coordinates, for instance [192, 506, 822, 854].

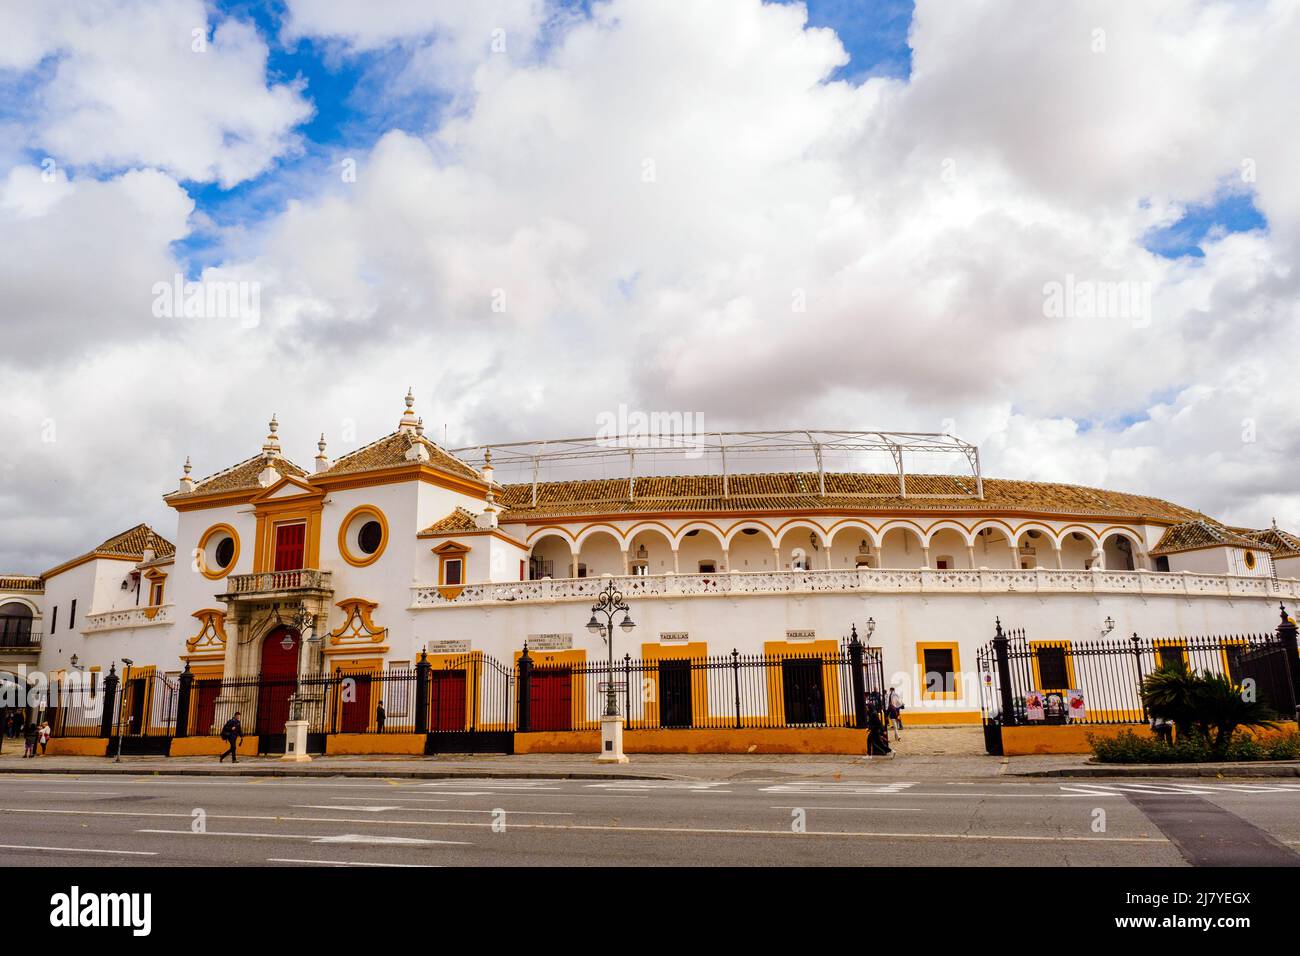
[977, 626, 1298, 728]
[520, 643, 884, 733]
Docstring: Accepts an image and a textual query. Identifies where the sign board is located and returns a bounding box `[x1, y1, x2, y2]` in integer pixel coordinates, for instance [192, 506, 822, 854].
[426, 640, 470, 655]
[786, 629, 816, 642]
[597, 682, 629, 694]
[1024, 692, 1045, 722]
[660, 631, 689, 644]
[528, 633, 573, 651]
[1067, 689, 1086, 721]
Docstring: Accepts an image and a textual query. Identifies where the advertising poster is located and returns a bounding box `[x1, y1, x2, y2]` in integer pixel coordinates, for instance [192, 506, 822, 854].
[1025, 692, 1045, 721]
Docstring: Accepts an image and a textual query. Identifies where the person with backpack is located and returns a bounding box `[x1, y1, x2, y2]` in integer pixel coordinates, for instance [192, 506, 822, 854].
[886, 686, 905, 741]
[219, 712, 243, 763]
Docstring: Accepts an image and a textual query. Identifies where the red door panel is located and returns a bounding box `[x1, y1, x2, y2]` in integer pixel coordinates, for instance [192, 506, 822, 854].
[530, 670, 572, 731]
[429, 672, 467, 731]
[340, 674, 372, 733]
[195, 681, 220, 736]
[274, 523, 306, 572]
[257, 627, 300, 735]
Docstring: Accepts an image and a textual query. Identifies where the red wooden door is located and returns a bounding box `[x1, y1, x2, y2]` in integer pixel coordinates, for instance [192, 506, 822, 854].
[530, 670, 572, 731]
[429, 671, 467, 731]
[195, 681, 220, 736]
[340, 674, 372, 733]
[274, 523, 306, 571]
[256, 627, 300, 735]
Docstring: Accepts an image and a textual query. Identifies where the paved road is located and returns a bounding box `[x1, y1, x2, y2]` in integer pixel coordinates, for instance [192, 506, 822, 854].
[1, 773, 1298, 866]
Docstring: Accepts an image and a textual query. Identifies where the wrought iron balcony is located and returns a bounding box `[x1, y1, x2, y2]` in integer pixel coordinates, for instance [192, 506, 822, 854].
[0, 629, 42, 651]
[223, 568, 333, 600]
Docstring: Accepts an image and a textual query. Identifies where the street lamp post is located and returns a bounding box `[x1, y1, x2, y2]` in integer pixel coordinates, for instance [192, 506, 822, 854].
[586, 580, 635, 763]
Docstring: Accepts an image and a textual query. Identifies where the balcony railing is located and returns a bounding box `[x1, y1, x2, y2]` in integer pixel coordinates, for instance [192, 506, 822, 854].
[0, 629, 42, 650]
[411, 566, 1300, 608]
[224, 568, 333, 597]
[83, 605, 173, 633]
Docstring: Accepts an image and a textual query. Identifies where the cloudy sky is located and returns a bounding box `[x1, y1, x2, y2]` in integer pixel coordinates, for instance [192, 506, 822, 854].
[2, 0, 1298, 573]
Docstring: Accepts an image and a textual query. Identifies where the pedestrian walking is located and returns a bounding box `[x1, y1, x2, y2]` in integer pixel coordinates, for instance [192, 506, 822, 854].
[219, 712, 243, 763]
[886, 686, 904, 741]
[375, 700, 385, 733]
[22, 721, 37, 758]
[37, 720, 50, 755]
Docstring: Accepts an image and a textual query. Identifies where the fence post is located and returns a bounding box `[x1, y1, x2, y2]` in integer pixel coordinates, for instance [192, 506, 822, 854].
[847, 624, 869, 729]
[992, 619, 1016, 726]
[1130, 632, 1147, 721]
[332, 667, 341, 735]
[517, 644, 532, 733]
[175, 663, 193, 738]
[1277, 603, 1300, 723]
[731, 649, 742, 730]
[414, 651, 430, 734]
[623, 654, 632, 722]
[99, 664, 119, 738]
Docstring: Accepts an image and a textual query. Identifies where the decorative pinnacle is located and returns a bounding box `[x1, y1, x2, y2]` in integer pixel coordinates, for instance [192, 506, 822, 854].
[261, 414, 281, 455]
[182, 456, 192, 477]
[416, 417, 425, 437]
[405, 387, 415, 411]
[318, 433, 327, 454]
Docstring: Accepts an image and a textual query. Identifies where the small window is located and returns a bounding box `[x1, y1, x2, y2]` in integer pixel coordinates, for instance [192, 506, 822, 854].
[519, 560, 526, 581]
[698, 561, 716, 574]
[69, 599, 76, 628]
[50, 606, 58, 634]
[1154, 555, 1170, 572]
[935, 556, 952, 570]
[1244, 551, 1257, 571]
[149, 581, 165, 606]
[1035, 646, 1069, 689]
[357, 520, 383, 555]
[922, 648, 956, 696]
[1157, 644, 1186, 671]
[444, 559, 462, 586]
[576, 563, 587, 578]
[214, 536, 235, 569]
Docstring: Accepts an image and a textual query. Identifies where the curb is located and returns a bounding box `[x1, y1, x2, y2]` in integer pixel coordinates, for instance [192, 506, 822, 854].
[0, 765, 674, 781]
[1014, 763, 1300, 778]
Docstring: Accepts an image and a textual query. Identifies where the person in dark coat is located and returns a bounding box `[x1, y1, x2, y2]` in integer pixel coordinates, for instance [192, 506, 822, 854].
[375, 701, 386, 733]
[219, 712, 243, 763]
[22, 722, 38, 758]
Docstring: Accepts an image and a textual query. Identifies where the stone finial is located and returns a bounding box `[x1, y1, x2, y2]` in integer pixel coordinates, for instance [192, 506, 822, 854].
[399, 387, 419, 433]
[178, 456, 194, 493]
[315, 433, 331, 473]
[481, 447, 495, 486]
[416, 417, 425, 438]
[261, 414, 281, 456]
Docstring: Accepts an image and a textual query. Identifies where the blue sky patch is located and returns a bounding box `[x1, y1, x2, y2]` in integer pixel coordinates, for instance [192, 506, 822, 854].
[1144, 190, 1267, 259]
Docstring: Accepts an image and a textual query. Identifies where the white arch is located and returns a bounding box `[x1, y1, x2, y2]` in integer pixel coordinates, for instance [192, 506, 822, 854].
[670, 522, 729, 550]
[0, 597, 40, 616]
[774, 519, 832, 548]
[574, 524, 627, 551]
[967, 519, 1017, 544]
[723, 521, 779, 548]
[1057, 525, 1103, 550]
[922, 521, 976, 548]
[1099, 527, 1145, 552]
[525, 526, 578, 548]
[826, 520, 883, 549]
[875, 520, 928, 545]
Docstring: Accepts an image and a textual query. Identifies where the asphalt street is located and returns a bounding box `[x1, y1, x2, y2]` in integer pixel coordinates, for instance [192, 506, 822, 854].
[1, 773, 1298, 866]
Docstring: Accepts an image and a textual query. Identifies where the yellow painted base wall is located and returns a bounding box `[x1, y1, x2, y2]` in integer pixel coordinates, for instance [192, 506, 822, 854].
[170, 736, 259, 757]
[326, 733, 425, 755]
[1001, 723, 1154, 755]
[902, 711, 981, 726]
[44, 738, 108, 757]
[516, 727, 871, 755]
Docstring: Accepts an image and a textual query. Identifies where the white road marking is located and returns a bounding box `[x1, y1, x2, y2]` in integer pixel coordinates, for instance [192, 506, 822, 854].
[761, 783, 917, 794]
[770, 806, 926, 812]
[21, 790, 121, 796]
[293, 805, 405, 813]
[268, 858, 435, 867]
[137, 828, 470, 846]
[0, 843, 156, 856]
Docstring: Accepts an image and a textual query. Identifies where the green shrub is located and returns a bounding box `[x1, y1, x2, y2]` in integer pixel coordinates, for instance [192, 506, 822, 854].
[1089, 729, 1300, 763]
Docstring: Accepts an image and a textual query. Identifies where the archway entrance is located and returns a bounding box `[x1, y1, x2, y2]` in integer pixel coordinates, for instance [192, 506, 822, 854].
[256, 626, 301, 739]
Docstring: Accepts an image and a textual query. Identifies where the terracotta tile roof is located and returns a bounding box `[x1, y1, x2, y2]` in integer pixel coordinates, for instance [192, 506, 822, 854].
[420, 507, 481, 535]
[92, 523, 176, 560]
[317, 431, 483, 483]
[1150, 520, 1258, 556]
[495, 472, 1206, 523]
[0, 576, 43, 593]
[1243, 526, 1300, 559]
[167, 453, 308, 499]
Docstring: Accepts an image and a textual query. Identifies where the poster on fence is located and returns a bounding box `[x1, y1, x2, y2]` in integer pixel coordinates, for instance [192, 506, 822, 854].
[386, 666, 410, 717]
[1067, 689, 1086, 721]
[1024, 691, 1045, 721]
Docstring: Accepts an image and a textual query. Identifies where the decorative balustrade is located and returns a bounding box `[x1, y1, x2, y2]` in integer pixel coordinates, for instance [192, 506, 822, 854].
[411, 567, 1300, 608]
[83, 605, 173, 633]
[225, 569, 333, 596]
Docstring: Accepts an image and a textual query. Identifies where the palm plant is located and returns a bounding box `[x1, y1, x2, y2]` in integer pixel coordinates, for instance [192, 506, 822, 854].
[1140, 663, 1278, 756]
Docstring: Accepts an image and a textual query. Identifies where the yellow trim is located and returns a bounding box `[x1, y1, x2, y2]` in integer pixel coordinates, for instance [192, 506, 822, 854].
[337, 505, 389, 567]
[916, 641, 962, 701]
[1152, 639, 1188, 670]
[639, 641, 710, 728]
[197, 523, 240, 580]
[760, 639, 846, 726]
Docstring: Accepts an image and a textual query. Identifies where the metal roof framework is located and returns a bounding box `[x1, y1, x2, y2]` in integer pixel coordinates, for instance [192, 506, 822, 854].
[452, 430, 984, 507]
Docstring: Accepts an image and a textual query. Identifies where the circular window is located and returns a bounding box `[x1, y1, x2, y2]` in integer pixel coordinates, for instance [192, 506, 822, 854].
[198, 524, 240, 579]
[339, 506, 388, 567]
[358, 520, 383, 555]
[1244, 551, 1257, 570]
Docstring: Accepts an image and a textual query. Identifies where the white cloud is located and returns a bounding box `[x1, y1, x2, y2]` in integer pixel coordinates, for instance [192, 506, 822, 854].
[4, 0, 1300, 571]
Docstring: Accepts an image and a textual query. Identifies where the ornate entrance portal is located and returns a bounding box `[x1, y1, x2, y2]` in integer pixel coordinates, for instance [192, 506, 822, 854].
[256, 626, 300, 739]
